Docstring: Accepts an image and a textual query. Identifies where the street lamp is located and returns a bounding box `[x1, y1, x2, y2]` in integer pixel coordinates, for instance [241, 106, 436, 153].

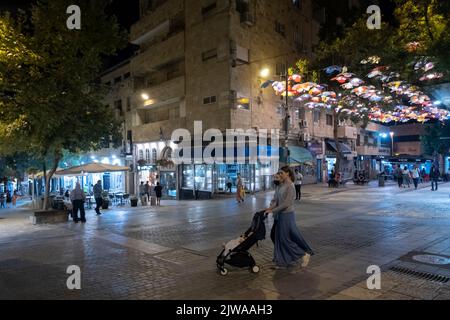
[389, 132, 395, 157]
[260, 64, 290, 166]
[141, 93, 149, 100]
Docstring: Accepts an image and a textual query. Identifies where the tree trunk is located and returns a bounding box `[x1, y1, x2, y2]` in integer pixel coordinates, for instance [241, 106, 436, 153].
[42, 152, 62, 210]
[333, 112, 342, 180]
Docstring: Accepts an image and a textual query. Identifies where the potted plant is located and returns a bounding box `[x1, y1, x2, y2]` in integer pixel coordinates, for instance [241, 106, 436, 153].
[130, 196, 138, 207]
[156, 159, 174, 168]
[101, 191, 109, 209]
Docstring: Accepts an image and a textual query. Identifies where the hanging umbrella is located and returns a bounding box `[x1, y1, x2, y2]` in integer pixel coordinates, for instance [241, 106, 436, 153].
[260, 80, 274, 89]
[56, 163, 130, 176]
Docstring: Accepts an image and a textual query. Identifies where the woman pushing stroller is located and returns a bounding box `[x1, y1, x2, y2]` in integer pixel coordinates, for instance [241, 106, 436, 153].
[264, 166, 314, 270]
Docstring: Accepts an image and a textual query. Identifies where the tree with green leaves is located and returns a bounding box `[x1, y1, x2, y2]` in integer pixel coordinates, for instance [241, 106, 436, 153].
[0, 0, 126, 209]
[421, 120, 450, 158]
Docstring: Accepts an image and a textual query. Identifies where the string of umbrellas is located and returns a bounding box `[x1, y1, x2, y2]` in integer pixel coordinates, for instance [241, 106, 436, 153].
[262, 54, 448, 124]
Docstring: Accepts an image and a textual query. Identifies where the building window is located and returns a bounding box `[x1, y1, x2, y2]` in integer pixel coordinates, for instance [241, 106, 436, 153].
[123, 72, 131, 80]
[294, 24, 302, 46]
[314, 110, 321, 123]
[276, 62, 287, 76]
[201, 2, 217, 15]
[126, 97, 131, 112]
[277, 105, 284, 118]
[152, 149, 157, 164]
[293, 0, 302, 9]
[364, 135, 369, 145]
[299, 108, 306, 120]
[145, 149, 150, 162]
[275, 21, 286, 37]
[114, 99, 123, 116]
[105, 81, 111, 87]
[138, 149, 144, 160]
[326, 114, 333, 126]
[202, 49, 217, 61]
[114, 76, 122, 84]
[203, 96, 217, 105]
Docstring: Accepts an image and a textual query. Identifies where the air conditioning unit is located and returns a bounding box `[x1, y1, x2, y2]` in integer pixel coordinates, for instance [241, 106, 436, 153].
[241, 12, 255, 26]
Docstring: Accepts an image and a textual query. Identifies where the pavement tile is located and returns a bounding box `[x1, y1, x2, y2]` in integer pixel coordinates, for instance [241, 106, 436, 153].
[1, 183, 450, 299]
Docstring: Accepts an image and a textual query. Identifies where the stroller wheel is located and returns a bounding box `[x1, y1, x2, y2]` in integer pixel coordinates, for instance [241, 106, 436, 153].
[251, 265, 260, 273]
[220, 268, 228, 276]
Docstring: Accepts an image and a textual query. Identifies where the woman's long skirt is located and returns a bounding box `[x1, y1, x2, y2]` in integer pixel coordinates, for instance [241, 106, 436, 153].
[273, 211, 314, 267]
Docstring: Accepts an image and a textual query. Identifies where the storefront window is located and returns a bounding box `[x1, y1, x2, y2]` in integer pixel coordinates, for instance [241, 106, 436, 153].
[160, 171, 177, 197]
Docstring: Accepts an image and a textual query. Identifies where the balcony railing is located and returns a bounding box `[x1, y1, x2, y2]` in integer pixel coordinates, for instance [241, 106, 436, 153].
[137, 76, 185, 110]
[131, 31, 185, 75]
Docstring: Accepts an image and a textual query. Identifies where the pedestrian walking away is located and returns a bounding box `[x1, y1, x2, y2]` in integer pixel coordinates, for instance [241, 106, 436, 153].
[402, 166, 410, 188]
[154, 182, 163, 206]
[236, 174, 244, 203]
[264, 166, 314, 269]
[430, 165, 440, 191]
[70, 182, 87, 223]
[294, 169, 303, 201]
[0, 192, 5, 209]
[145, 181, 151, 201]
[93, 180, 103, 215]
[12, 190, 18, 207]
[411, 165, 420, 190]
[395, 165, 403, 188]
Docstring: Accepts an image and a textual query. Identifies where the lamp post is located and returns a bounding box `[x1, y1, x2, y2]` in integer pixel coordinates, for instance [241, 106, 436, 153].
[389, 132, 395, 157]
[260, 63, 290, 167]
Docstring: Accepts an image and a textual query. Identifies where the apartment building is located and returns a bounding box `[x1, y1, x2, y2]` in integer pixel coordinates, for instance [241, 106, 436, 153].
[127, 0, 322, 199]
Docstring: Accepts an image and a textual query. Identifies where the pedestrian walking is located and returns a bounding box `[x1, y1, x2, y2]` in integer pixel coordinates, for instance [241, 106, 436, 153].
[294, 169, 303, 201]
[145, 181, 151, 201]
[12, 190, 18, 207]
[421, 168, 426, 183]
[139, 181, 146, 205]
[154, 182, 163, 206]
[93, 180, 103, 215]
[70, 182, 86, 223]
[430, 165, 440, 191]
[402, 166, 410, 188]
[236, 174, 244, 203]
[226, 178, 232, 193]
[264, 166, 314, 269]
[6, 191, 11, 208]
[269, 173, 281, 245]
[395, 165, 403, 188]
[411, 165, 420, 190]
[0, 192, 5, 209]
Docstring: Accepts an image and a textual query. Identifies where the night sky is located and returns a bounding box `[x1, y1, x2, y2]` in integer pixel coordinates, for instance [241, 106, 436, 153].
[0, 0, 140, 30]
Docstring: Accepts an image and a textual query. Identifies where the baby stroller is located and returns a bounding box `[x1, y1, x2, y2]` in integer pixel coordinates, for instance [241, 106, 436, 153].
[216, 211, 266, 276]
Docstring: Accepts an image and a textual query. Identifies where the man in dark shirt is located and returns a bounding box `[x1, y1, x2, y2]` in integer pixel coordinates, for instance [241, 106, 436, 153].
[154, 182, 163, 207]
[93, 180, 103, 215]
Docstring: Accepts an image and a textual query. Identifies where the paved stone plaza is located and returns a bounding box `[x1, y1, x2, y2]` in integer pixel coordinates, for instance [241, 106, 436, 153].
[1, 182, 450, 300]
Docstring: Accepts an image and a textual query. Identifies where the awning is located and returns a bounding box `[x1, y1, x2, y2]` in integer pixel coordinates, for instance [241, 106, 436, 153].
[287, 146, 314, 167]
[326, 140, 352, 154]
[56, 163, 130, 176]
